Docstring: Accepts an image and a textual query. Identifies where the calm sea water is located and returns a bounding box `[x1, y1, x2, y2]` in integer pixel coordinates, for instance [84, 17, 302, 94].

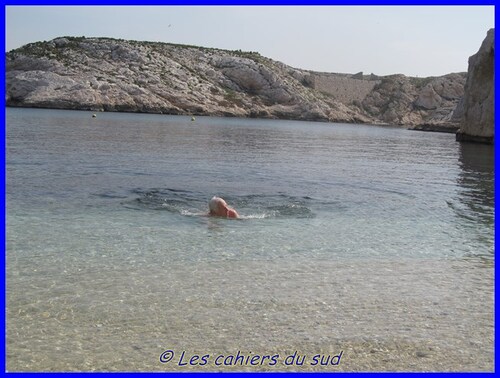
[6, 108, 494, 371]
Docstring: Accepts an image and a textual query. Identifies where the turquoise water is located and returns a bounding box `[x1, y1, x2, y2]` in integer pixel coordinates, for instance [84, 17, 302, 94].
[6, 108, 494, 371]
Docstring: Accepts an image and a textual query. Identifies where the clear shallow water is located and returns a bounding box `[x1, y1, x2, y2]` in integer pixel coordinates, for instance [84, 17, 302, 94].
[6, 108, 494, 371]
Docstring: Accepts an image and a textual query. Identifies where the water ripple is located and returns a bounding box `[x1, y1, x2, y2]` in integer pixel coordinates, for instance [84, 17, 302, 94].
[122, 188, 318, 219]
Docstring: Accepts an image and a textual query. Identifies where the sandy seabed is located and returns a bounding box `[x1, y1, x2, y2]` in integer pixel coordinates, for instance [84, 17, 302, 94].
[7, 258, 493, 372]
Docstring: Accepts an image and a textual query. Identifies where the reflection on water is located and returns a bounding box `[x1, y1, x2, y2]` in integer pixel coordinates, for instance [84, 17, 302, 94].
[453, 142, 494, 258]
[457, 142, 494, 207]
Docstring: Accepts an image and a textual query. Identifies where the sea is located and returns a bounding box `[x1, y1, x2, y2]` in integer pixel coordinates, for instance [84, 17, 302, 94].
[6, 108, 494, 371]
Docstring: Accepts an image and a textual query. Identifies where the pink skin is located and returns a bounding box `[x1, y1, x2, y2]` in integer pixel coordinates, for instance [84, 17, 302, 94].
[209, 198, 239, 218]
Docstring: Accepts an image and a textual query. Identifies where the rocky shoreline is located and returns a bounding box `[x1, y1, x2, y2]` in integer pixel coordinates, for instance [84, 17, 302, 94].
[6, 36, 467, 130]
[409, 123, 459, 134]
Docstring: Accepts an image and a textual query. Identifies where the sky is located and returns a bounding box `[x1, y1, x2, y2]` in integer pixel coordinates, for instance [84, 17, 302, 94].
[5, 5, 495, 77]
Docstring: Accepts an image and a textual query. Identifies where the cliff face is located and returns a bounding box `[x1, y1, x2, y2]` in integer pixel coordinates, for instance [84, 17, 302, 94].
[6, 36, 466, 127]
[456, 29, 494, 144]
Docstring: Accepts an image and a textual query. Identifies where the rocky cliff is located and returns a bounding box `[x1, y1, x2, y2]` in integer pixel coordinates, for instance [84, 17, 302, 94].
[456, 29, 494, 144]
[6, 37, 466, 127]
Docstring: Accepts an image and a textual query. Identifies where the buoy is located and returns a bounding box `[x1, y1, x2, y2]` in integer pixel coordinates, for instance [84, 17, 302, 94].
[191, 116, 196, 121]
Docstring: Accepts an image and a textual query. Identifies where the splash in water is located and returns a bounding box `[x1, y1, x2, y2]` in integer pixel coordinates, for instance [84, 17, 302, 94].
[122, 188, 316, 219]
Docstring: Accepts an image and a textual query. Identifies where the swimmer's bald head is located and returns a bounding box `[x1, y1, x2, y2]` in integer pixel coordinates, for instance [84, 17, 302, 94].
[209, 196, 226, 214]
[208, 196, 239, 218]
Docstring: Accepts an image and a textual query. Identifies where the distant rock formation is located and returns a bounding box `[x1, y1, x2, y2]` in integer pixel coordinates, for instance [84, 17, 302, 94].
[363, 73, 466, 126]
[456, 29, 494, 144]
[6, 36, 467, 127]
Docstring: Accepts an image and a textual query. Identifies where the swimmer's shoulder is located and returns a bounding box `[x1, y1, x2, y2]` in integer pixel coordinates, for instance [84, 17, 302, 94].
[227, 209, 239, 218]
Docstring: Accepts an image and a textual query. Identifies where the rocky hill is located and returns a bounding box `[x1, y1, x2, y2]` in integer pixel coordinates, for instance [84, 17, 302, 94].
[6, 36, 466, 127]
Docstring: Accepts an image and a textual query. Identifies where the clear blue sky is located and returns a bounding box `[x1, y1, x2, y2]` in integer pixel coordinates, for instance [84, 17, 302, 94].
[5, 5, 494, 77]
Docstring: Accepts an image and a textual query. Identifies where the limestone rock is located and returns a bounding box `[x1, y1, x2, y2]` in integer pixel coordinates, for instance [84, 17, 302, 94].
[362, 73, 465, 126]
[6, 36, 467, 127]
[456, 29, 494, 144]
[415, 84, 441, 110]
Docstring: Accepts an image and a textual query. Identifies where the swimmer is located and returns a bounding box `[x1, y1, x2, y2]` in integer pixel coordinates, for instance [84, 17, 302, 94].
[208, 196, 239, 218]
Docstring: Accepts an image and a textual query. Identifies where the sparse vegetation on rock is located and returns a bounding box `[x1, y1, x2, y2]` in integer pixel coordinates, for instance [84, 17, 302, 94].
[6, 36, 466, 126]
